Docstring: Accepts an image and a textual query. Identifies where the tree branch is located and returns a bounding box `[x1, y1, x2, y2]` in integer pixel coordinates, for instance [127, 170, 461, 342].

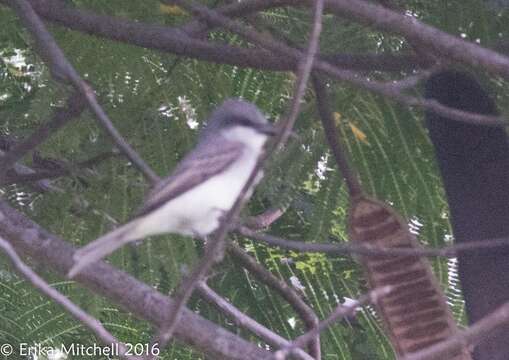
[5, 0, 507, 128]
[1, 151, 118, 186]
[275, 286, 392, 359]
[228, 243, 320, 359]
[12, 0, 419, 73]
[0, 92, 85, 179]
[312, 76, 363, 198]
[14, 0, 293, 71]
[196, 281, 314, 360]
[237, 226, 509, 258]
[320, 0, 509, 79]
[0, 236, 139, 360]
[0, 201, 272, 360]
[163, 0, 508, 127]
[0, 149, 62, 193]
[5, 0, 160, 184]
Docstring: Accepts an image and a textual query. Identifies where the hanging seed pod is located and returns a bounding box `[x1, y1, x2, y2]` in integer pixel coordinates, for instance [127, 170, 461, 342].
[348, 196, 471, 359]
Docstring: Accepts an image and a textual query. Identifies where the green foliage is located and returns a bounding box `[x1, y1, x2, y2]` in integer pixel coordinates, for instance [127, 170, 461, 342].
[0, 0, 506, 358]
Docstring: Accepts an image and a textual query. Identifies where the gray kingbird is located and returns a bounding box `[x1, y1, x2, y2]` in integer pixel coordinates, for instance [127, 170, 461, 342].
[68, 99, 276, 278]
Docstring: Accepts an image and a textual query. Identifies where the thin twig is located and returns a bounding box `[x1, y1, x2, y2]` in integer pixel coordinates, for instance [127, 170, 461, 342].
[280, 0, 324, 145]
[77, 150, 120, 168]
[169, 0, 507, 128]
[3, 169, 74, 185]
[312, 76, 363, 198]
[196, 281, 315, 360]
[274, 286, 392, 360]
[228, 1, 325, 356]
[149, 142, 270, 354]
[237, 226, 509, 258]
[244, 207, 287, 230]
[225, 10, 326, 356]
[320, 0, 509, 79]
[180, 0, 505, 81]
[167, 0, 319, 143]
[78, 83, 160, 184]
[0, 149, 62, 192]
[176, 0, 290, 36]
[6, 0, 159, 184]
[322, 52, 429, 71]
[0, 236, 139, 360]
[228, 243, 320, 359]
[0, 92, 85, 179]
[150, 0, 325, 353]
[1, 151, 118, 186]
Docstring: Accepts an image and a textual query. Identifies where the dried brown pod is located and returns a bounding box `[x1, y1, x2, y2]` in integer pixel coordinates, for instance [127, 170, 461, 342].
[348, 196, 471, 359]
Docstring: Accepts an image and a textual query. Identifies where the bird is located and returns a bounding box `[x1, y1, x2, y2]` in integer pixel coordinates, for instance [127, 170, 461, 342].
[68, 99, 276, 278]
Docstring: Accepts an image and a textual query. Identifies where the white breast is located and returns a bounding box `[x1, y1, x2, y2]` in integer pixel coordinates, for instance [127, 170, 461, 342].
[134, 126, 268, 237]
[135, 144, 263, 237]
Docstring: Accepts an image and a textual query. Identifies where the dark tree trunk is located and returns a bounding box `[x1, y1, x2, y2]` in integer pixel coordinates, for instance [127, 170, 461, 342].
[425, 70, 509, 360]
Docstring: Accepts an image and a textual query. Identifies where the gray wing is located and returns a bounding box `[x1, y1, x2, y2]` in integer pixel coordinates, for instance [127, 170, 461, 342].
[135, 139, 243, 217]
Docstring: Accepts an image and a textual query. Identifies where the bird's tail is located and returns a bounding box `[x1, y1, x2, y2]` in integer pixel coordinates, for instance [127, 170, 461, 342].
[68, 219, 142, 278]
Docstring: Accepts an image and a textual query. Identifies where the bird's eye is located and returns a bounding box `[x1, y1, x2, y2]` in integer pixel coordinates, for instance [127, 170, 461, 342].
[234, 117, 253, 127]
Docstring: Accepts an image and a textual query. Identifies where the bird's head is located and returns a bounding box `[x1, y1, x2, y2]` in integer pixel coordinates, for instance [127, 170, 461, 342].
[202, 99, 277, 149]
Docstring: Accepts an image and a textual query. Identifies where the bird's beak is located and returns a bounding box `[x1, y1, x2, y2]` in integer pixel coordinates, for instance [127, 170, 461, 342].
[256, 122, 278, 136]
